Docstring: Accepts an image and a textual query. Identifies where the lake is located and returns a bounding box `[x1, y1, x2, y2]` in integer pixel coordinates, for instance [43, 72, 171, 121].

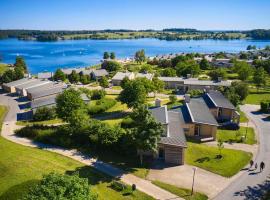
[0, 38, 270, 74]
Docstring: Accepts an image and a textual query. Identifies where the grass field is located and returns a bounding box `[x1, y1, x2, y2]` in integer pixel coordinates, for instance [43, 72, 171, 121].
[244, 93, 270, 105]
[152, 181, 208, 200]
[217, 127, 256, 145]
[0, 106, 153, 200]
[185, 142, 252, 177]
[0, 63, 8, 75]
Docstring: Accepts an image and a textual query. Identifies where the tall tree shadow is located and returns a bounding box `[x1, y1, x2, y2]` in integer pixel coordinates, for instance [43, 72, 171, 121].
[233, 174, 270, 200]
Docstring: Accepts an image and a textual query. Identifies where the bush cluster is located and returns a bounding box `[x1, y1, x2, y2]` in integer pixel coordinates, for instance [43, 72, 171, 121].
[33, 107, 56, 121]
[260, 101, 270, 113]
[88, 98, 117, 114]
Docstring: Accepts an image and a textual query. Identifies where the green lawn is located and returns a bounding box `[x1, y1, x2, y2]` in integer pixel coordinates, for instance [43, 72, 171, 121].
[16, 118, 63, 126]
[0, 63, 8, 75]
[217, 127, 256, 145]
[244, 93, 270, 105]
[111, 86, 122, 90]
[0, 107, 153, 200]
[0, 106, 8, 132]
[152, 181, 208, 200]
[185, 142, 252, 177]
[239, 110, 248, 123]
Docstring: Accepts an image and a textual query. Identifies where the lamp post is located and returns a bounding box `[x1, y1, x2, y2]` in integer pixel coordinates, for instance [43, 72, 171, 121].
[191, 167, 197, 196]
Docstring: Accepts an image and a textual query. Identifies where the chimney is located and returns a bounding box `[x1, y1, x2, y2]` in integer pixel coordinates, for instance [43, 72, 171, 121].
[217, 77, 222, 82]
[155, 98, 162, 107]
[204, 86, 210, 93]
[184, 94, 191, 103]
[186, 74, 191, 79]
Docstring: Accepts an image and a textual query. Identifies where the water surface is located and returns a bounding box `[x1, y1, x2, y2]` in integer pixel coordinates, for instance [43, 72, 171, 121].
[0, 38, 270, 74]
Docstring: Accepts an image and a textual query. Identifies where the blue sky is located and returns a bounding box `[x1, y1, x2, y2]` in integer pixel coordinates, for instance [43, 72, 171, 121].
[0, 0, 269, 30]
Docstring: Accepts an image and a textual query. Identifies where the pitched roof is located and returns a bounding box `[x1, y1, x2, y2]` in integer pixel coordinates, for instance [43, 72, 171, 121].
[112, 72, 133, 81]
[37, 72, 54, 79]
[15, 80, 51, 90]
[31, 95, 57, 109]
[136, 73, 154, 80]
[30, 86, 65, 100]
[149, 106, 187, 147]
[26, 82, 64, 94]
[158, 77, 184, 82]
[3, 78, 35, 87]
[149, 106, 168, 124]
[205, 90, 236, 110]
[185, 97, 218, 126]
[92, 69, 108, 77]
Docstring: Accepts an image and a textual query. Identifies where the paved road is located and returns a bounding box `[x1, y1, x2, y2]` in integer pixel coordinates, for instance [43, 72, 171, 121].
[0, 93, 183, 200]
[214, 104, 270, 200]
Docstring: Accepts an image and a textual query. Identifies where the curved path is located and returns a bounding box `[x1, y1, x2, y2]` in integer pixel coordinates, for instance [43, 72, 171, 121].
[214, 104, 270, 200]
[0, 93, 183, 200]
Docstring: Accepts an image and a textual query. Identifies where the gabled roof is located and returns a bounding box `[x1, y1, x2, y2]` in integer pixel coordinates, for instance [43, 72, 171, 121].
[149, 106, 187, 147]
[185, 97, 218, 126]
[3, 78, 35, 87]
[37, 72, 54, 79]
[31, 95, 57, 109]
[30, 86, 66, 100]
[15, 80, 51, 90]
[136, 73, 154, 80]
[112, 72, 133, 81]
[149, 106, 168, 124]
[92, 69, 108, 77]
[205, 90, 235, 110]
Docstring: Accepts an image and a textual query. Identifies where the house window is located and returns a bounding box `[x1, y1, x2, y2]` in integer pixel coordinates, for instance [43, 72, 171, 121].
[195, 125, 200, 136]
[158, 148, 165, 159]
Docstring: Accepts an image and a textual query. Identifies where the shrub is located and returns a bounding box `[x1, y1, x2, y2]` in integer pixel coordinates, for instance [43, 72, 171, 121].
[260, 101, 270, 113]
[23, 172, 97, 200]
[88, 98, 116, 114]
[169, 95, 177, 103]
[33, 107, 56, 121]
[90, 89, 106, 100]
[110, 181, 127, 191]
[187, 89, 204, 97]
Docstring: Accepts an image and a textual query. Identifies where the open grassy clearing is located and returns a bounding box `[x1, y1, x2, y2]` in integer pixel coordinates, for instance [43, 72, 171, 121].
[152, 180, 208, 200]
[217, 127, 256, 145]
[185, 142, 252, 177]
[244, 92, 270, 105]
[0, 105, 153, 200]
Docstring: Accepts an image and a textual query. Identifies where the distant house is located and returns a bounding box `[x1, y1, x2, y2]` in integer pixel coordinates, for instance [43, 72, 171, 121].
[31, 93, 90, 114]
[181, 95, 219, 141]
[149, 102, 187, 165]
[212, 58, 233, 68]
[111, 71, 153, 86]
[61, 68, 83, 75]
[91, 69, 108, 80]
[135, 72, 154, 80]
[204, 90, 240, 124]
[27, 83, 67, 101]
[158, 77, 231, 93]
[37, 72, 54, 80]
[111, 72, 135, 86]
[15, 80, 52, 96]
[2, 78, 35, 93]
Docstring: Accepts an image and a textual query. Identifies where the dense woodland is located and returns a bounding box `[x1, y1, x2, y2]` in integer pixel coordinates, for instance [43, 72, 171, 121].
[0, 29, 270, 41]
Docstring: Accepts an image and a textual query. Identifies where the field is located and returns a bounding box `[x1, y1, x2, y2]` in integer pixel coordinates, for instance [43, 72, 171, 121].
[0, 105, 153, 200]
[185, 142, 252, 177]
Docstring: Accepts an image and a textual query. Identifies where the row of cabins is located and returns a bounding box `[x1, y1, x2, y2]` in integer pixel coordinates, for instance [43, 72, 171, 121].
[149, 90, 239, 165]
[61, 68, 108, 81]
[37, 68, 109, 81]
[2, 78, 68, 113]
[111, 71, 231, 93]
